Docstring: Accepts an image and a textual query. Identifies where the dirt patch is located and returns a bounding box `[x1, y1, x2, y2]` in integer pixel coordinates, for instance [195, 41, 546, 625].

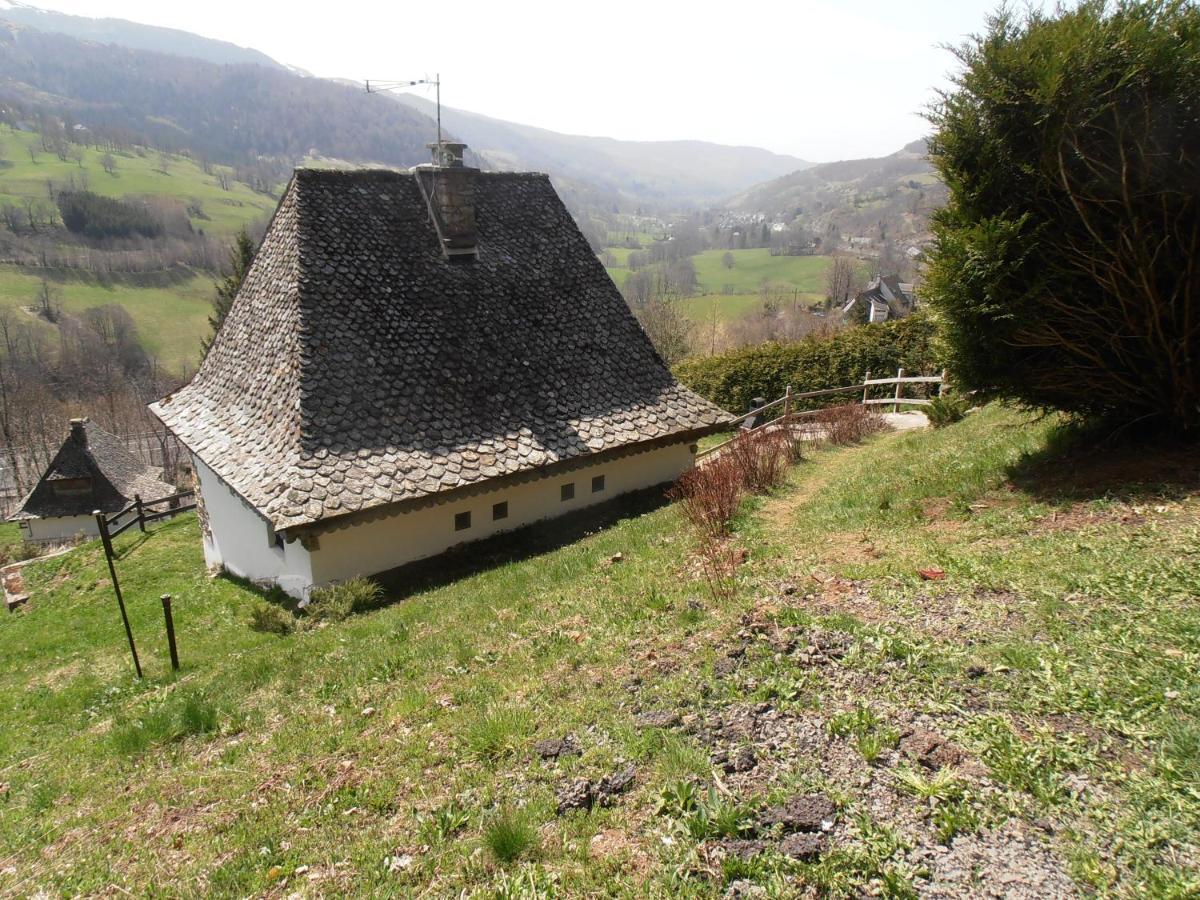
[1033, 501, 1148, 533]
[814, 532, 885, 566]
[781, 577, 1030, 642]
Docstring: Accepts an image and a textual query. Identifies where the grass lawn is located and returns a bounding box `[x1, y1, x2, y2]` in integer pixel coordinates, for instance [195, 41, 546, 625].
[0, 130, 278, 238]
[678, 292, 828, 325]
[0, 266, 212, 374]
[694, 250, 832, 296]
[0, 406, 1197, 895]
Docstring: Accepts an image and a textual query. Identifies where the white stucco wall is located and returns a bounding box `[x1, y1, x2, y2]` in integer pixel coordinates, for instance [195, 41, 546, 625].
[193, 456, 314, 597]
[195, 440, 696, 598]
[308, 441, 696, 587]
[21, 515, 98, 543]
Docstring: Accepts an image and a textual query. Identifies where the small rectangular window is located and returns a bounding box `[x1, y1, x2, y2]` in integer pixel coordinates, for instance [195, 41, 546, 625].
[454, 510, 471, 531]
[591, 474, 606, 494]
[492, 501, 508, 521]
[560, 482, 575, 502]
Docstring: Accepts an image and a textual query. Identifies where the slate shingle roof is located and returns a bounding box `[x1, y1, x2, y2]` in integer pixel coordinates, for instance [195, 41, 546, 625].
[151, 168, 731, 532]
[10, 420, 174, 520]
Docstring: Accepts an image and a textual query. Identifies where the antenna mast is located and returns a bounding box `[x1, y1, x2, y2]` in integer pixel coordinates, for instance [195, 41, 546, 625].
[365, 74, 442, 146]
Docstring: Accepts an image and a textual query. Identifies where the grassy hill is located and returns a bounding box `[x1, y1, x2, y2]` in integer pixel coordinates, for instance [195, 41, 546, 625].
[0, 267, 213, 373]
[1, 407, 1196, 895]
[0, 130, 281, 373]
[0, 129, 279, 238]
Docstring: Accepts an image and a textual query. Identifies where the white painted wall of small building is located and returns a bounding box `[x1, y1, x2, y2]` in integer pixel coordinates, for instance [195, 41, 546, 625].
[20, 515, 97, 543]
[308, 441, 696, 587]
[193, 457, 314, 597]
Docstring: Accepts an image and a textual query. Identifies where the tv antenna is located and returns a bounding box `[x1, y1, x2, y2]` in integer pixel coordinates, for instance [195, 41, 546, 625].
[365, 74, 442, 147]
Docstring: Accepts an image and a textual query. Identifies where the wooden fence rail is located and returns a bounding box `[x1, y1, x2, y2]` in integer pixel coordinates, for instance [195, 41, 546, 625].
[696, 369, 945, 460]
[102, 489, 196, 540]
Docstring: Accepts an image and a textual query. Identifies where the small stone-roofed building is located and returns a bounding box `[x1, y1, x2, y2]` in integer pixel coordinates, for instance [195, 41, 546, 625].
[843, 274, 916, 324]
[10, 417, 174, 543]
[151, 143, 732, 598]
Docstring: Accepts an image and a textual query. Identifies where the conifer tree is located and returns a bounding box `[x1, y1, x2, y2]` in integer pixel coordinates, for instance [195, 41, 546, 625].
[201, 228, 255, 358]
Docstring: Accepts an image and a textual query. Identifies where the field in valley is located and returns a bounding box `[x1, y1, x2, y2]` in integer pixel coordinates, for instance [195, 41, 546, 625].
[0, 130, 278, 238]
[1, 406, 1197, 896]
[0, 267, 213, 374]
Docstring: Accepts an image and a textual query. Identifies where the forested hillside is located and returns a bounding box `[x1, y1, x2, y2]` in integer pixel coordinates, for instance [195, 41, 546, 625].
[0, 22, 442, 174]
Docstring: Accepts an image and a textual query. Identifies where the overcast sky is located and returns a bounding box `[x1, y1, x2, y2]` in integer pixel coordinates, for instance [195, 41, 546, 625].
[22, 0, 1043, 162]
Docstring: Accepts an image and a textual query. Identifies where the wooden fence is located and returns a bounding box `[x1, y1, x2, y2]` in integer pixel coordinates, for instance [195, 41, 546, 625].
[697, 369, 945, 461]
[97, 489, 196, 542]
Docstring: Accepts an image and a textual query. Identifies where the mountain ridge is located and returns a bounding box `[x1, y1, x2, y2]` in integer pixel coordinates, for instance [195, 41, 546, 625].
[0, 0, 287, 69]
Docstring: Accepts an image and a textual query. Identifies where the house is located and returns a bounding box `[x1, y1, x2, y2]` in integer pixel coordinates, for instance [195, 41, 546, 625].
[9, 418, 174, 543]
[151, 142, 732, 599]
[842, 274, 916, 324]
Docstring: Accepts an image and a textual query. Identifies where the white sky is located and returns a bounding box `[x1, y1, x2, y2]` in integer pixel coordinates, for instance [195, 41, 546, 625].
[21, 0, 1044, 162]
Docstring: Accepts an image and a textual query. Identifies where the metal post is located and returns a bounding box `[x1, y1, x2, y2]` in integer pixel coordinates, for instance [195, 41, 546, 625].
[862, 370, 871, 406]
[161, 594, 179, 671]
[94, 510, 142, 680]
[894, 367, 904, 414]
[134, 494, 145, 533]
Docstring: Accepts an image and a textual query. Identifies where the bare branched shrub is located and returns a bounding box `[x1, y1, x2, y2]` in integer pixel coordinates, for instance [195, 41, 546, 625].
[725, 428, 790, 493]
[813, 404, 887, 446]
[668, 456, 743, 539]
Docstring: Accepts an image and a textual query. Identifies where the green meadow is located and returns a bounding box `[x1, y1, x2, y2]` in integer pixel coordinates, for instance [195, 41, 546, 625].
[0, 129, 278, 238]
[0, 267, 212, 374]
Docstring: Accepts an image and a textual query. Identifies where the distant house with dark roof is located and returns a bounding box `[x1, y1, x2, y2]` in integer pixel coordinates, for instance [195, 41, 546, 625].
[151, 142, 731, 598]
[10, 418, 174, 543]
[843, 274, 916, 324]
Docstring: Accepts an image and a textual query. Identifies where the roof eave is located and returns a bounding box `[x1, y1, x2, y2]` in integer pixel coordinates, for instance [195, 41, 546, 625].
[280, 421, 730, 540]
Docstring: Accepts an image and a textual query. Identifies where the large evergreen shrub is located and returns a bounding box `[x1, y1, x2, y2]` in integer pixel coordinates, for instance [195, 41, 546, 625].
[925, 0, 1200, 435]
[674, 314, 940, 413]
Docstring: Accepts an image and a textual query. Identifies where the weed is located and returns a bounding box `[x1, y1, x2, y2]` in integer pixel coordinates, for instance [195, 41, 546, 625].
[855, 727, 899, 765]
[418, 799, 471, 844]
[464, 706, 534, 762]
[304, 577, 383, 623]
[893, 767, 965, 803]
[484, 809, 538, 864]
[249, 602, 296, 635]
[927, 394, 969, 428]
[655, 781, 754, 839]
[827, 702, 881, 739]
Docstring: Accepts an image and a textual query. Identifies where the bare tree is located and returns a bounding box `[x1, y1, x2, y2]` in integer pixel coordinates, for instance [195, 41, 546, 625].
[34, 279, 61, 323]
[722, 251, 735, 269]
[100, 153, 117, 176]
[635, 296, 693, 365]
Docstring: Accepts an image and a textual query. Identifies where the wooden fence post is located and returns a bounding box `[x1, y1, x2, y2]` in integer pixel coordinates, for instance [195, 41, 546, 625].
[894, 367, 904, 413]
[862, 370, 871, 406]
[161, 594, 179, 671]
[134, 494, 145, 533]
[941, 368, 949, 396]
[783, 384, 792, 425]
[94, 509, 142, 680]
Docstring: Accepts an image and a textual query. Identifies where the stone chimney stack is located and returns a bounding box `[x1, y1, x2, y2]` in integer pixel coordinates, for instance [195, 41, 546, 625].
[70, 417, 88, 447]
[418, 141, 478, 259]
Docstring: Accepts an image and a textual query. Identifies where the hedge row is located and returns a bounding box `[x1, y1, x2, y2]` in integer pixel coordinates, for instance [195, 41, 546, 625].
[674, 314, 941, 413]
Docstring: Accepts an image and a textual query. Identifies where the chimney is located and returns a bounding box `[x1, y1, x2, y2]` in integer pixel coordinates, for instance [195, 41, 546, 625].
[417, 141, 478, 259]
[70, 417, 88, 447]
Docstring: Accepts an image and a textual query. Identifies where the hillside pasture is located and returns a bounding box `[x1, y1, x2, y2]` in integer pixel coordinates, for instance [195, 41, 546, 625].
[0, 267, 212, 373]
[0, 407, 1196, 895]
[0, 129, 278, 237]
